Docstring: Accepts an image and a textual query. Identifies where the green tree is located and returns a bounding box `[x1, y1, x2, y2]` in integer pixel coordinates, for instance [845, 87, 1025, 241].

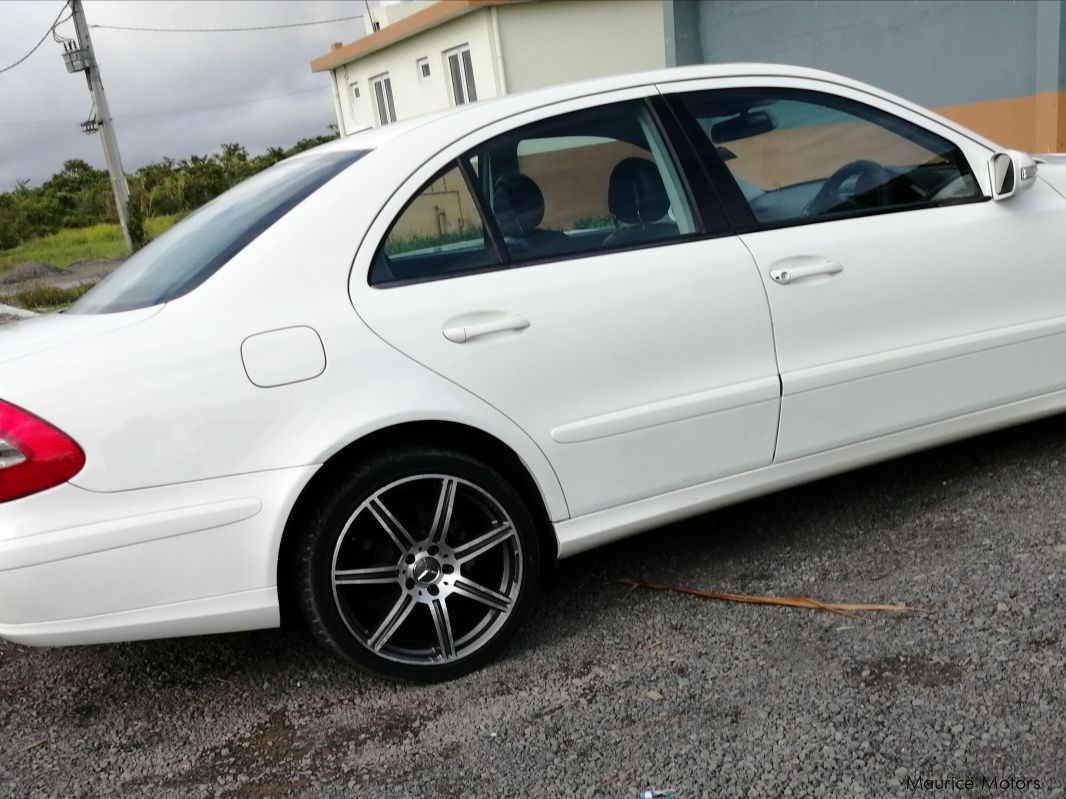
[0, 128, 338, 251]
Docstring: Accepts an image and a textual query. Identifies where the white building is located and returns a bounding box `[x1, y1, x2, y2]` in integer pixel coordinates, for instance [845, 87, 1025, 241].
[310, 0, 671, 134]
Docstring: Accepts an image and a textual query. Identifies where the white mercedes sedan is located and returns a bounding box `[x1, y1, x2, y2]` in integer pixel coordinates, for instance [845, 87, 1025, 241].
[2, 64, 1063, 681]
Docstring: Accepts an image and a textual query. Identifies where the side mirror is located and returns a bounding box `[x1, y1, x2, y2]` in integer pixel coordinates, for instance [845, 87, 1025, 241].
[989, 150, 1038, 201]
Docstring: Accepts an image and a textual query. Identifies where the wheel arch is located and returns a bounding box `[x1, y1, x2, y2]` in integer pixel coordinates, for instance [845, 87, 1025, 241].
[276, 420, 560, 625]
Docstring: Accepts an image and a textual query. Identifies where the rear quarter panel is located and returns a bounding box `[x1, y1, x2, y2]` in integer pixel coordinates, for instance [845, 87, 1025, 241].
[0, 153, 569, 521]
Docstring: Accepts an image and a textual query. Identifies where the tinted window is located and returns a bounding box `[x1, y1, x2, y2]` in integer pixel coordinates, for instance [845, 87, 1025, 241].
[69, 151, 365, 314]
[472, 100, 697, 261]
[370, 162, 500, 285]
[678, 89, 982, 225]
[370, 100, 702, 287]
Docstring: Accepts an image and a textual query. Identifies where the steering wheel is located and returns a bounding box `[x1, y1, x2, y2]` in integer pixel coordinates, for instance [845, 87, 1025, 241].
[803, 159, 893, 217]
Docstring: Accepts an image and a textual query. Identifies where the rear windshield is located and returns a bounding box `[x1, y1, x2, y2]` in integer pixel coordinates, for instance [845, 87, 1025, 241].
[69, 150, 366, 314]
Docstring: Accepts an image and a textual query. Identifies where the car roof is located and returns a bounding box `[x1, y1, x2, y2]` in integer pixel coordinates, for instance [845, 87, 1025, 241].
[305, 62, 999, 159]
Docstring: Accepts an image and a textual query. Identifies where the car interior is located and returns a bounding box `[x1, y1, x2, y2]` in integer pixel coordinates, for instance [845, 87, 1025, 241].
[683, 90, 983, 225]
[370, 91, 984, 285]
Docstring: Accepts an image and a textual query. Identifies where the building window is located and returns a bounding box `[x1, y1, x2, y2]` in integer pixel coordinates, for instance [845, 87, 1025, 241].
[350, 83, 360, 101]
[370, 73, 396, 125]
[417, 57, 430, 79]
[445, 45, 477, 106]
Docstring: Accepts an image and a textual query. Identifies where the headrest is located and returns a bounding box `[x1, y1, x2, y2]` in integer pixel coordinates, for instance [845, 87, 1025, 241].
[492, 173, 545, 236]
[608, 158, 670, 225]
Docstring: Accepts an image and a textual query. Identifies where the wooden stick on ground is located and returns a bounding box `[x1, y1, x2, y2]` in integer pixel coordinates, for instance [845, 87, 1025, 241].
[615, 578, 913, 620]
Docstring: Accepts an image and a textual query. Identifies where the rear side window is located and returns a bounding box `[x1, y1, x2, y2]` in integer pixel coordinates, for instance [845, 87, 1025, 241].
[472, 100, 697, 261]
[370, 100, 699, 286]
[677, 88, 982, 226]
[370, 162, 500, 285]
[70, 151, 366, 314]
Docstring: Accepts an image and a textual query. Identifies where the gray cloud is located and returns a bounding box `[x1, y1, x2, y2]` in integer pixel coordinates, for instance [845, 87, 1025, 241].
[0, 0, 370, 190]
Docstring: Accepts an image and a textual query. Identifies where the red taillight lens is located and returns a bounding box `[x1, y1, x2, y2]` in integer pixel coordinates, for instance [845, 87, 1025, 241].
[0, 400, 85, 502]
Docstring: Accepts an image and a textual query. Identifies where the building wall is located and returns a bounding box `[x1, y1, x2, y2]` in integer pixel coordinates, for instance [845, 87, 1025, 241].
[327, 0, 668, 133]
[675, 0, 1066, 152]
[332, 9, 502, 132]
[495, 0, 666, 93]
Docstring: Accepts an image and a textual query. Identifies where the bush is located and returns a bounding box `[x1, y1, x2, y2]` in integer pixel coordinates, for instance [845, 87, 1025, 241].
[126, 198, 147, 251]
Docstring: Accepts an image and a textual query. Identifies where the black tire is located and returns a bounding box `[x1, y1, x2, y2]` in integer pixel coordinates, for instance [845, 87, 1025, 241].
[295, 446, 540, 682]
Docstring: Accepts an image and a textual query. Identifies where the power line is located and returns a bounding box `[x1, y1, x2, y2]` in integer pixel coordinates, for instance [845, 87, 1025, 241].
[119, 86, 323, 119]
[52, 13, 76, 45]
[89, 15, 363, 34]
[0, 2, 70, 74]
[0, 86, 325, 128]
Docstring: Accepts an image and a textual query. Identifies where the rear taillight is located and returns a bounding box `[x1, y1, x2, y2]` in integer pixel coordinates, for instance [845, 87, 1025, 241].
[0, 400, 85, 502]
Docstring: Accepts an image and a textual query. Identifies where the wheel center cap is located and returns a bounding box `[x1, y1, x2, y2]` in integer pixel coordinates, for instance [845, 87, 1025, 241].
[412, 556, 442, 585]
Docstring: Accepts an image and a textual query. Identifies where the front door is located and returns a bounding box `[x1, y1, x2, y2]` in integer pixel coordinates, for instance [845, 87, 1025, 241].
[666, 81, 1066, 462]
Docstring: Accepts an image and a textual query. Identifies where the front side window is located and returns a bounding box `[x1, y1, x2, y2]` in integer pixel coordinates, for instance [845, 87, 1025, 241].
[445, 46, 477, 105]
[371, 73, 397, 125]
[678, 88, 982, 226]
[71, 151, 366, 314]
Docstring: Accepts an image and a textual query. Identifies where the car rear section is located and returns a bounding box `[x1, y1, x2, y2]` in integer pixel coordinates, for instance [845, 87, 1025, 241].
[0, 311, 317, 644]
[0, 139, 566, 652]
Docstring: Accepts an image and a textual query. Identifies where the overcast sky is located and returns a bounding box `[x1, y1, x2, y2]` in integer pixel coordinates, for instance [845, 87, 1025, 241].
[0, 0, 374, 190]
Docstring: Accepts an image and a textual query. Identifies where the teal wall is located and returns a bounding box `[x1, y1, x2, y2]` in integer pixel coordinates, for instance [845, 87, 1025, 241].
[670, 0, 1065, 106]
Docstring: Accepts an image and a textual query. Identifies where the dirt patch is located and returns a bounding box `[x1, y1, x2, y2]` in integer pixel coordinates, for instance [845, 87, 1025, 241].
[161, 703, 434, 797]
[63, 258, 125, 284]
[0, 257, 124, 311]
[0, 258, 123, 297]
[851, 654, 963, 688]
[1, 262, 61, 283]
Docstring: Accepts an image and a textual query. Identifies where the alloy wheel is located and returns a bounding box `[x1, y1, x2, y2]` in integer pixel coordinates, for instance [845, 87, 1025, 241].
[330, 474, 524, 666]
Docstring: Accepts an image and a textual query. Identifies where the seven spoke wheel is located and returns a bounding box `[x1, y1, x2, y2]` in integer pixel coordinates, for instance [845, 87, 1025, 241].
[297, 448, 539, 681]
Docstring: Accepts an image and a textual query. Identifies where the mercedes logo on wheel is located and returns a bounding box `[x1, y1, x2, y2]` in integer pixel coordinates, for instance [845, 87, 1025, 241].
[412, 556, 441, 585]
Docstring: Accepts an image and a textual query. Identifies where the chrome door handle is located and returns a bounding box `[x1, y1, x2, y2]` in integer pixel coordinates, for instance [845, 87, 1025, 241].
[442, 312, 530, 343]
[769, 258, 844, 285]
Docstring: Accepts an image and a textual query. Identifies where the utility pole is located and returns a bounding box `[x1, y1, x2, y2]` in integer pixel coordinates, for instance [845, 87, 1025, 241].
[64, 0, 132, 252]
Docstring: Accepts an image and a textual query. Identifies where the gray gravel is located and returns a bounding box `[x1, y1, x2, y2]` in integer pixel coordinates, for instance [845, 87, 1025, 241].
[2, 415, 1065, 798]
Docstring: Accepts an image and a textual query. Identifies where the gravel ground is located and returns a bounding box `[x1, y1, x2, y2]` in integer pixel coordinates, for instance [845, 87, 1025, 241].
[2, 415, 1065, 798]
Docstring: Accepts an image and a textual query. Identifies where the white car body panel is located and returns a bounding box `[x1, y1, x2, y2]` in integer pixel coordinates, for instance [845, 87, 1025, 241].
[352, 240, 780, 516]
[556, 383, 1066, 557]
[0, 467, 313, 643]
[241, 326, 326, 388]
[0, 305, 161, 366]
[742, 181, 1066, 460]
[0, 192, 568, 520]
[2, 62, 1065, 647]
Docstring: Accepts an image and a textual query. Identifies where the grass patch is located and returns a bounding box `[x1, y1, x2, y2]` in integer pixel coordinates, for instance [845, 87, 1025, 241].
[3, 283, 95, 312]
[384, 222, 484, 256]
[0, 214, 183, 272]
[572, 215, 614, 230]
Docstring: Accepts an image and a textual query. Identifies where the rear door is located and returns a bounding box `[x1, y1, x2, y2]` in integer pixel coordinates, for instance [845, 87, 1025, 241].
[350, 92, 781, 518]
[662, 77, 1066, 462]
